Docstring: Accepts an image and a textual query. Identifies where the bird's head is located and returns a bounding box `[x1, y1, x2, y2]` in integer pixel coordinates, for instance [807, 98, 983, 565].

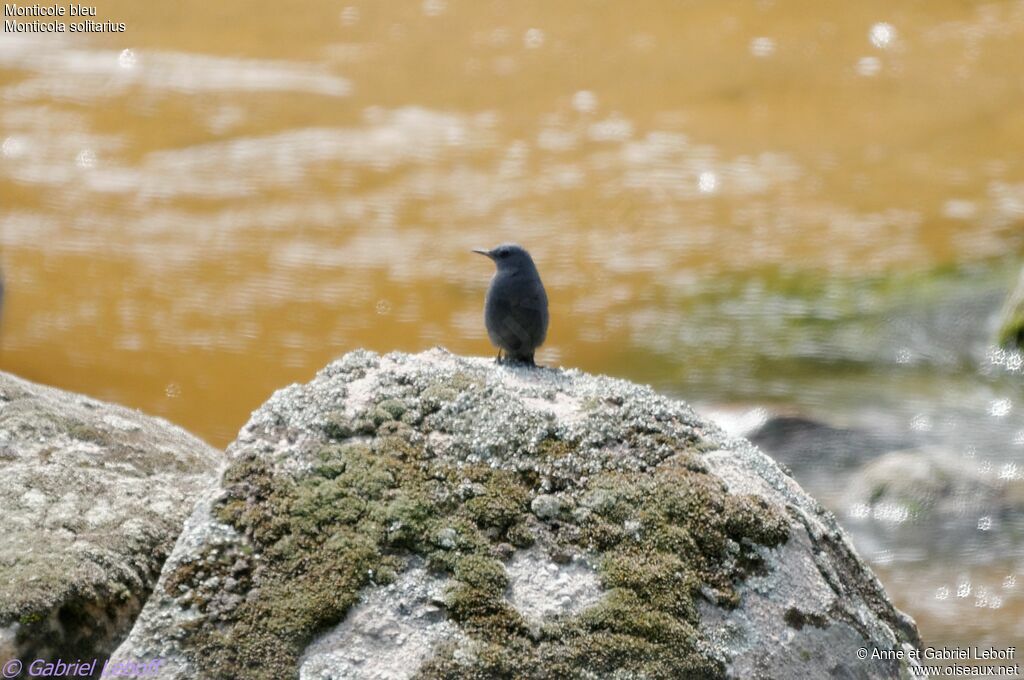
[472, 244, 537, 273]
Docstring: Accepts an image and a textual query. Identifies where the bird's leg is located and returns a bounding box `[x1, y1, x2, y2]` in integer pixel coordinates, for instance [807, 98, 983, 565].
[495, 349, 504, 364]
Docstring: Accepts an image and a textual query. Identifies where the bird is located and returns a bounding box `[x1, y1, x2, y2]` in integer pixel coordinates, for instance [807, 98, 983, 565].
[472, 244, 549, 366]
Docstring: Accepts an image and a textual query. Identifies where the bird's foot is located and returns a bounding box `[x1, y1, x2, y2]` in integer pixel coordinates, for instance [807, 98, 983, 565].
[494, 350, 538, 368]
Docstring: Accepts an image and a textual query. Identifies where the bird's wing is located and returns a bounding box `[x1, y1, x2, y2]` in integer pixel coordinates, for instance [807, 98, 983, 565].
[511, 284, 547, 312]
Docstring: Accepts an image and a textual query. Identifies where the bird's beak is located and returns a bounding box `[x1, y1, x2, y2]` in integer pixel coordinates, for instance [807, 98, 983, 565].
[471, 249, 493, 260]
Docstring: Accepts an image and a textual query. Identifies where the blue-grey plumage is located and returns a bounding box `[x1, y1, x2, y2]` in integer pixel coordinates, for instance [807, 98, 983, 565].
[472, 244, 549, 366]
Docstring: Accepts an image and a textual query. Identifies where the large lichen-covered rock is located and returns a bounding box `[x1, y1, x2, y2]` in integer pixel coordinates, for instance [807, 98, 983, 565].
[112, 349, 919, 679]
[996, 267, 1024, 349]
[0, 372, 223, 661]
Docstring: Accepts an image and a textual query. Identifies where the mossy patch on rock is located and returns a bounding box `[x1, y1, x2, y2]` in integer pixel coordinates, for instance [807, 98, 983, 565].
[166, 384, 788, 679]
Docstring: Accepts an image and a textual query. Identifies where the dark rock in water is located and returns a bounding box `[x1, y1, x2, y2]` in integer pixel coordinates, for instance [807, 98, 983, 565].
[112, 349, 919, 679]
[747, 415, 908, 477]
[996, 267, 1024, 349]
[0, 372, 223, 663]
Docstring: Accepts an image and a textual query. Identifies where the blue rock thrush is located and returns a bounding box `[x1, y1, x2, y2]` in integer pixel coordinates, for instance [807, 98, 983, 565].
[473, 244, 549, 366]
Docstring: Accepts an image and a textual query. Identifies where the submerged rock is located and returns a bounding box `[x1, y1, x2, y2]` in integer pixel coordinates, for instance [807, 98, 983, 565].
[838, 447, 1024, 556]
[745, 415, 908, 477]
[841, 448, 1024, 521]
[996, 267, 1024, 349]
[0, 372, 223, 662]
[713, 407, 911, 499]
[112, 349, 918, 679]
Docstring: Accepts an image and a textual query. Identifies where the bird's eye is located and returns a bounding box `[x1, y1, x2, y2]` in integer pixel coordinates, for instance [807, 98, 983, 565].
[498, 249, 510, 259]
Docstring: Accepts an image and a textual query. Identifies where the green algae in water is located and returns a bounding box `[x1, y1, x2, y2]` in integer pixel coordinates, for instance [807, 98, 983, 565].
[996, 272, 1024, 349]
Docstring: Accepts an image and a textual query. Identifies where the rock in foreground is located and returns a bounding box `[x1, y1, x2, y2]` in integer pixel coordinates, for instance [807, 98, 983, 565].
[113, 349, 918, 679]
[0, 372, 223, 661]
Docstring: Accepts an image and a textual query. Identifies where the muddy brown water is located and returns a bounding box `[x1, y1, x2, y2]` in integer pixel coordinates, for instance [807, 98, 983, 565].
[2, 0, 1023, 663]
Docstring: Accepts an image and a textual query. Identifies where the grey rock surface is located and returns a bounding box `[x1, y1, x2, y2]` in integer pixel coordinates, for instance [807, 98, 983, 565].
[299, 559, 464, 680]
[0, 371, 223, 661]
[112, 349, 918, 679]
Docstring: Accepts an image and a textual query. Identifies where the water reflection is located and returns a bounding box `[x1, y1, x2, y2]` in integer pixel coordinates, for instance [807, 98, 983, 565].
[0, 35, 352, 100]
[2, 0, 1024, 657]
